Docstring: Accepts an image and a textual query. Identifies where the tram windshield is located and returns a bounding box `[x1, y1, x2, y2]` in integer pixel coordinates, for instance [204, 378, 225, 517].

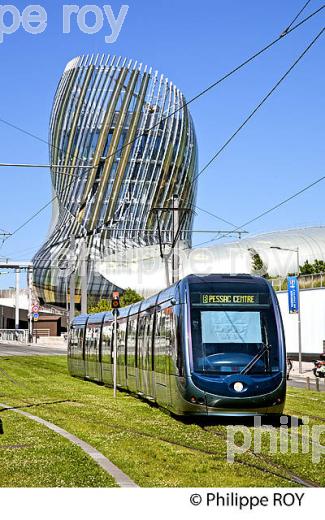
[190, 285, 280, 375]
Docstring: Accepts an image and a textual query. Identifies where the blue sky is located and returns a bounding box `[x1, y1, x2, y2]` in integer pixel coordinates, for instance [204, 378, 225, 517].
[0, 0, 324, 288]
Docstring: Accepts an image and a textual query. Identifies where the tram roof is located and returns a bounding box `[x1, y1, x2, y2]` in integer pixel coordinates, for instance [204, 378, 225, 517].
[185, 273, 270, 289]
[71, 275, 271, 327]
[87, 312, 107, 325]
[71, 314, 88, 326]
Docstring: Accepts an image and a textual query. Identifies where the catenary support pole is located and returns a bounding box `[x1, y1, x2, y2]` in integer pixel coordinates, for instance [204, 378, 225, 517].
[80, 239, 88, 315]
[28, 267, 33, 343]
[15, 269, 20, 330]
[172, 194, 180, 284]
[69, 235, 76, 322]
[113, 310, 117, 398]
[164, 256, 171, 287]
[297, 247, 303, 374]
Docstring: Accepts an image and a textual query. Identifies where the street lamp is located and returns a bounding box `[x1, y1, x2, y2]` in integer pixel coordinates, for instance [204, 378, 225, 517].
[270, 246, 302, 374]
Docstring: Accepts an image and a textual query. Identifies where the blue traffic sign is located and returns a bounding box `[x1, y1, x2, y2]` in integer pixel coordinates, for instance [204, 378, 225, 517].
[287, 276, 299, 314]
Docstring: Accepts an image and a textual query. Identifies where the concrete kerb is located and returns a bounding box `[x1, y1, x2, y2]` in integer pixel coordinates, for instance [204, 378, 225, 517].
[0, 402, 139, 488]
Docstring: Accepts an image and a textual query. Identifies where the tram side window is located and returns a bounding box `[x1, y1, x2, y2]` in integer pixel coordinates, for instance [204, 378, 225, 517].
[85, 326, 101, 361]
[165, 310, 176, 375]
[138, 314, 152, 371]
[127, 316, 137, 367]
[69, 326, 80, 359]
[169, 313, 183, 376]
[73, 326, 85, 360]
[137, 317, 146, 369]
[155, 311, 169, 374]
[147, 313, 154, 371]
[95, 326, 101, 360]
[117, 321, 127, 366]
[68, 327, 75, 356]
[85, 327, 92, 358]
[102, 324, 113, 364]
[261, 309, 280, 371]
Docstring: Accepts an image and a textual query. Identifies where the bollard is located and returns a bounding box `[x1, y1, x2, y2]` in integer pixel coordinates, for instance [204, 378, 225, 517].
[316, 378, 320, 392]
[306, 377, 310, 390]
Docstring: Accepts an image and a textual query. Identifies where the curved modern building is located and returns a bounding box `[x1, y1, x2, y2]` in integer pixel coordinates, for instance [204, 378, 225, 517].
[33, 55, 198, 305]
[102, 226, 325, 295]
[198, 226, 325, 277]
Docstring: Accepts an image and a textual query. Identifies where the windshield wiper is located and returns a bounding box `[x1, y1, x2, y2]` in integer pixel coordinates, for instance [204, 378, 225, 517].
[240, 343, 271, 375]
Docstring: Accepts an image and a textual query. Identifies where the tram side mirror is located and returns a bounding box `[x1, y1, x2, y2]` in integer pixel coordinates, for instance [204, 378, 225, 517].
[171, 298, 177, 306]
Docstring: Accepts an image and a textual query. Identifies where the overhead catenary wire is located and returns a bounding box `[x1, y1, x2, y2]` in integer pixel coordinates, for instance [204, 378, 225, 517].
[0, 5, 323, 177]
[281, 0, 314, 35]
[0, 163, 94, 178]
[193, 205, 239, 229]
[94, 4, 324, 170]
[9, 199, 55, 237]
[191, 26, 325, 186]
[0, 167, 92, 242]
[187, 25, 325, 246]
[1, 5, 324, 246]
[0, 163, 94, 168]
[194, 172, 325, 249]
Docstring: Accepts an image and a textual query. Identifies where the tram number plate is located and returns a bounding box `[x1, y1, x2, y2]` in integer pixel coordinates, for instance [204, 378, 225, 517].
[201, 294, 258, 305]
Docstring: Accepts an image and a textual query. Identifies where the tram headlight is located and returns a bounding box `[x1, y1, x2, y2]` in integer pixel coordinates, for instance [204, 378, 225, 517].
[233, 382, 244, 393]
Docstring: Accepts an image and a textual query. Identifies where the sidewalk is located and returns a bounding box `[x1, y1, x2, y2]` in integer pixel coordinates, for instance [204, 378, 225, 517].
[0, 340, 66, 356]
[289, 360, 315, 380]
[287, 360, 325, 392]
[31, 336, 67, 349]
[0, 336, 67, 351]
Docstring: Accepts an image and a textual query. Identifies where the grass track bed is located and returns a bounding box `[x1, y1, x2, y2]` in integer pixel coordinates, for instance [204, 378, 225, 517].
[0, 356, 324, 487]
[0, 412, 116, 487]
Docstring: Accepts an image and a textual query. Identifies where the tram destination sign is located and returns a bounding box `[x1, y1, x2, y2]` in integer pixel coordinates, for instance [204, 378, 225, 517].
[200, 294, 259, 305]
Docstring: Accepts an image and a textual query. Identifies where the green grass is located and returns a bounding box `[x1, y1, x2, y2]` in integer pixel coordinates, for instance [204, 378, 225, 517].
[0, 408, 116, 487]
[286, 388, 325, 419]
[0, 356, 324, 487]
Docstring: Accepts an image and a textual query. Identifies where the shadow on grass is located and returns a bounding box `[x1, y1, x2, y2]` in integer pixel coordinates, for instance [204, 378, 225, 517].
[80, 380, 305, 429]
[0, 418, 3, 434]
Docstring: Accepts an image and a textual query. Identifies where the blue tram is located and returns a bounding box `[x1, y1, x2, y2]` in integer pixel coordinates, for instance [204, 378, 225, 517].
[68, 274, 286, 416]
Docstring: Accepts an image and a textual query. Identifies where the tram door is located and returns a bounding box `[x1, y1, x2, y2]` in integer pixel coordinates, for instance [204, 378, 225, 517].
[85, 323, 102, 382]
[154, 308, 172, 407]
[68, 325, 85, 377]
[137, 311, 155, 398]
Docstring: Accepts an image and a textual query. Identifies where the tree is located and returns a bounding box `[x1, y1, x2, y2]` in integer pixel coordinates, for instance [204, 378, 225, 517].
[300, 260, 314, 275]
[313, 259, 325, 273]
[119, 288, 144, 307]
[249, 249, 269, 278]
[299, 259, 325, 275]
[252, 253, 264, 272]
[88, 288, 144, 314]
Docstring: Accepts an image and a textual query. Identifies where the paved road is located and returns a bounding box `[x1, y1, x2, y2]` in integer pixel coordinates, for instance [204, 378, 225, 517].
[288, 377, 325, 392]
[0, 342, 66, 356]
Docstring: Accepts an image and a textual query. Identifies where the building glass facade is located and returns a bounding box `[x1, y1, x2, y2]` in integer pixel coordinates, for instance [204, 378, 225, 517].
[33, 55, 198, 305]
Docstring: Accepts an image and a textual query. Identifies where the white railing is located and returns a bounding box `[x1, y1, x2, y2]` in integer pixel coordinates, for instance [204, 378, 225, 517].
[33, 329, 50, 337]
[271, 273, 325, 292]
[0, 329, 28, 343]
